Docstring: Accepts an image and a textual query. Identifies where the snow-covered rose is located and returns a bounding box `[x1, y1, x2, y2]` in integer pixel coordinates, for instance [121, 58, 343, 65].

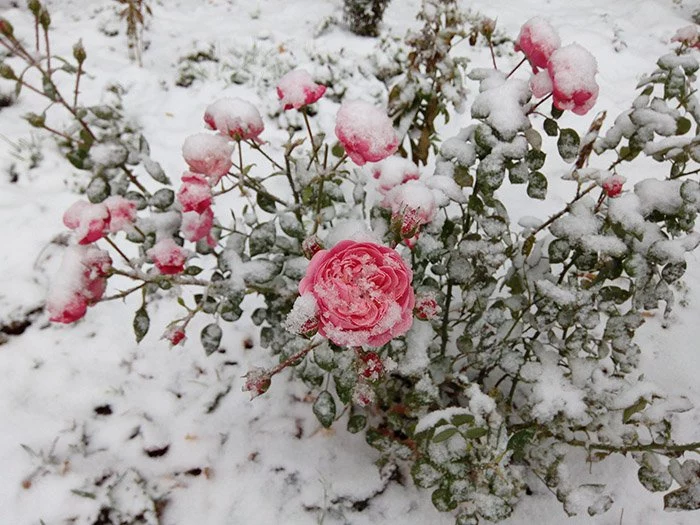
[529, 69, 553, 98]
[178, 172, 212, 214]
[276, 69, 327, 111]
[548, 43, 599, 115]
[414, 293, 440, 320]
[164, 326, 186, 346]
[298, 240, 414, 347]
[335, 100, 399, 166]
[383, 180, 437, 236]
[602, 174, 625, 198]
[147, 238, 188, 275]
[358, 351, 384, 381]
[48, 291, 88, 324]
[372, 156, 420, 193]
[104, 196, 137, 233]
[63, 200, 110, 244]
[203, 98, 264, 141]
[182, 133, 234, 183]
[181, 207, 214, 243]
[514, 17, 561, 71]
[671, 25, 700, 49]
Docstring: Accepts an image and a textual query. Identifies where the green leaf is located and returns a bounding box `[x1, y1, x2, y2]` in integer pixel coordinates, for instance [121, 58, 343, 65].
[143, 158, 170, 184]
[347, 414, 367, 434]
[86, 176, 110, 203]
[133, 307, 149, 343]
[676, 117, 692, 135]
[451, 414, 475, 427]
[664, 486, 700, 511]
[432, 427, 458, 443]
[548, 238, 570, 263]
[313, 391, 336, 428]
[256, 191, 277, 213]
[527, 171, 548, 200]
[463, 427, 488, 439]
[507, 427, 535, 462]
[662, 261, 686, 283]
[599, 286, 631, 304]
[453, 165, 473, 187]
[151, 188, 174, 209]
[201, 323, 222, 355]
[551, 105, 564, 119]
[525, 149, 546, 171]
[249, 222, 276, 256]
[432, 486, 458, 512]
[544, 118, 559, 137]
[623, 398, 648, 423]
[557, 128, 580, 163]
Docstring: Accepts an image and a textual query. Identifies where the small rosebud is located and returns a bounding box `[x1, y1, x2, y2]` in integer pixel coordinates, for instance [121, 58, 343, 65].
[300, 317, 319, 338]
[0, 19, 14, 37]
[39, 8, 51, 29]
[164, 327, 186, 346]
[73, 40, 86, 64]
[601, 175, 625, 198]
[415, 294, 441, 320]
[352, 382, 376, 407]
[358, 351, 384, 381]
[480, 17, 496, 39]
[0, 63, 16, 80]
[28, 0, 41, 16]
[302, 235, 324, 259]
[242, 368, 272, 399]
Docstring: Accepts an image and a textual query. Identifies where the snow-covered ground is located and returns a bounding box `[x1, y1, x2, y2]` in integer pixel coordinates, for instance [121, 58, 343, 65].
[1, 0, 699, 523]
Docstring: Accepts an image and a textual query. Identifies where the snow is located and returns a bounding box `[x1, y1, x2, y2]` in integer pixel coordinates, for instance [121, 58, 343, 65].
[334, 100, 399, 166]
[471, 73, 532, 141]
[2, 0, 700, 524]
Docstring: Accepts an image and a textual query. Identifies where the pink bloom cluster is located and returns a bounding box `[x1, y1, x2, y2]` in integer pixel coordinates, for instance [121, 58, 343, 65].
[147, 238, 188, 275]
[47, 246, 112, 323]
[276, 69, 326, 111]
[299, 240, 415, 347]
[671, 25, 700, 49]
[335, 100, 399, 166]
[63, 196, 137, 244]
[515, 17, 599, 115]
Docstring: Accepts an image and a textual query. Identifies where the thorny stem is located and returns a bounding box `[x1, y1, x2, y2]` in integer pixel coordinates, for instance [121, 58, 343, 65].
[302, 107, 321, 170]
[439, 281, 453, 355]
[525, 182, 598, 242]
[245, 140, 284, 171]
[671, 167, 700, 180]
[487, 37, 498, 70]
[268, 340, 323, 378]
[99, 283, 146, 302]
[526, 93, 553, 115]
[111, 267, 209, 287]
[121, 165, 149, 195]
[73, 61, 82, 110]
[43, 26, 51, 76]
[104, 236, 131, 266]
[506, 57, 527, 79]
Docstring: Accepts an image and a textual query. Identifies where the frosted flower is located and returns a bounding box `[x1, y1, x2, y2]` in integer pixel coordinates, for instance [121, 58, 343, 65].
[335, 100, 399, 166]
[299, 240, 415, 347]
[602, 174, 625, 198]
[352, 381, 376, 407]
[276, 69, 327, 111]
[548, 44, 599, 115]
[671, 25, 700, 48]
[372, 156, 420, 193]
[147, 238, 187, 275]
[63, 200, 110, 245]
[302, 234, 324, 259]
[164, 326, 186, 346]
[358, 351, 384, 381]
[383, 180, 437, 236]
[285, 292, 319, 336]
[181, 207, 214, 243]
[103, 196, 137, 233]
[515, 17, 561, 71]
[203, 98, 264, 141]
[47, 246, 112, 324]
[182, 133, 234, 183]
[242, 367, 271, 399]
[414, 294, 441, 320]
[178, 172, 212, 214]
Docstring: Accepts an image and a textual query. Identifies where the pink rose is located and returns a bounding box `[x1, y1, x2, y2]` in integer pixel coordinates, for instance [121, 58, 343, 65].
[181, 207, 214, 243]
[382, 180, 437, 237]
[104, 196, 137, 233]
[335, 101, 399, 166]
[203, 98, 264, 141]
[414, 294, 440, 320]
[164, 326, 186, 346]
[48, 291, 88, 324]
[602, 174, 625, 198]
[47, 246, 112, 324]
[147, 238, 187, 275]
[372, 156, 420, 193]
[276, 69, 327, 111]
[182, 133, 234, 183]
[515, 17, 561, 71]
[358, 351, 384, 381]
[548, 43, 599, 116]
[178, 172, 213, 213]
[63, 200, 110, 244]
[299, 240, 414, 347]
